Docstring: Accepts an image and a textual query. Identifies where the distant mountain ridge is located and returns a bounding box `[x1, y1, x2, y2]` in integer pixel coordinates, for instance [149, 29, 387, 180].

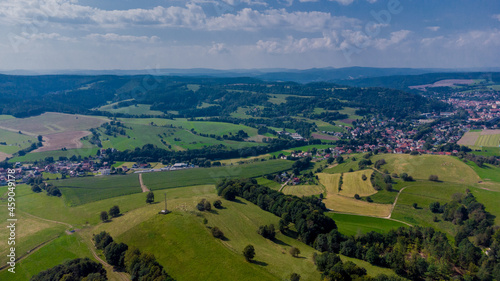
[2, 66, 499, 83]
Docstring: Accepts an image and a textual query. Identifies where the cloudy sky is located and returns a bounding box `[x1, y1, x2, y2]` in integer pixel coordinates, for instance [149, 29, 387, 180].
[0, 0, 499, 70]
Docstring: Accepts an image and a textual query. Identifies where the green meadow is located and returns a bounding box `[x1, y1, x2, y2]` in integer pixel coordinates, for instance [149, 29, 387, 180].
[326, 213, 407, 236]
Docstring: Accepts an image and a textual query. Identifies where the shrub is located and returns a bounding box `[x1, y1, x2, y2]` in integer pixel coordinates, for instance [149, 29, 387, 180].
[361, 174, 367, 181]
[100, 211, 109, 222]
[211, 227, 224, 239]
[429, 175, 439, 182]
[108, 205, 120, 218]
[412, 203, 418, 209]
[213, 200, 222, 209]
[429, 202, 443, 213]
[354, 194, 360, 200]
[289, 247, 301, 257]
[258, 224, 276, 240]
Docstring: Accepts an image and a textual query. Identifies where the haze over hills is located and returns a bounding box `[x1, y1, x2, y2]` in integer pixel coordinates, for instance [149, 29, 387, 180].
[2, 67, 500, 83]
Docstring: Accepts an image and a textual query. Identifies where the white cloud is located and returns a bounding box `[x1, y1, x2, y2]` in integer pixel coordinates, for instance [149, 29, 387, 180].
[426, 26, 440, 32]
[493, 14, 500, 21]
[257, 31, 339, 53]
[330, 0, 355, 5]
[373, 30, 410, 49]
[208, 42, 231, 54]
[86, 33, 159, 43]
[206, 8, 358, 32]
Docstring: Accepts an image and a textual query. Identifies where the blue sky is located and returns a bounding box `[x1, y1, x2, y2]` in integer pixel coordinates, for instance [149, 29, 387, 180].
[0, 0, 499, 70]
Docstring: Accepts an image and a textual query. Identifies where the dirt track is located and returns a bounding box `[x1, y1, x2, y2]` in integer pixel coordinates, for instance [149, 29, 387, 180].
[139, 173, 150, 192]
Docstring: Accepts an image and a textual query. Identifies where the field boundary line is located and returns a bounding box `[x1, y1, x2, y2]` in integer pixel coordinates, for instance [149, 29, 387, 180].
[18, 209, 73, 228]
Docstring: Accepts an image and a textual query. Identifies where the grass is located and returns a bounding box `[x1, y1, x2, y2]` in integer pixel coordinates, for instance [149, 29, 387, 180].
[42, 172, 62, 180]
[0, 129, 38, 154]
[53, 174, 141, 206]
[318, 173, 340, 195]
[0, 234, 95, 281]
[143, 160, 293, 191]
[371, 154, 481, 185]
[0, 112, 107, 135]
[475, 134, 500, 147]
[340, 170, 376, 197]
[97, 103, 165, 116]
[9, 147, 99, 163]
[120, 117, 259, 137]
[256, 177, 282, 190]
[0, 204, 67, 265]
[465, 161, 500, 191]
[326, 213, 407, 236]
[389, 181, 500, 236]
[326, 195, 392, 217]
[323, 157, 362, 174]
[282, 185, 324, 197]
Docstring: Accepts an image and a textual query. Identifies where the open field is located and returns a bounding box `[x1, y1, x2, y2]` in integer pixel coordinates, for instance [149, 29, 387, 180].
[256, 177, 282, 190]
[53, 173, 141, 206]
[371, 154, 481, 185]
[9, 147, 99, 163]
[325, 194, 392, 217]
[475, 132, 500, 147]
[0, 234, 95, 281]
[391, 181, 500, 236]
[282, 185, 324, 197]
[318, 173, 341, 195]
[0, 203, 67, 266]
[51, 160, 292, 206]
[340, 170, 376, 197]
[0, 128, 38, 158]
[326, 213, 407, 236]
[312, 133, 339, 141]
[120, 117, 259, 137]
[143, 160, 293, 190]
[34, 131, 91, 152]
[323, 156, 362, 174]
[97, 103, 165, 116]
[457, 131, 480, 146]
[0, 112, 108, 135]
[466, 162, 500, 190]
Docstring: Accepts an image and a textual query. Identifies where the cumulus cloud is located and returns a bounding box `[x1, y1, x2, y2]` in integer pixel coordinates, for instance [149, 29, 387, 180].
[257, 31, 339, 53]
[373, 30, 411, 49]
[426, 26, 440, 32]
[86, 33, 159, 43]
[208, 42, 231, 54]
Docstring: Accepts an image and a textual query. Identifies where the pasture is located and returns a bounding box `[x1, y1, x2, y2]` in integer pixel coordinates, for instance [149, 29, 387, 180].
[282, 185, 324, 197]
[0, 128, 37, 155]
[339, 170, 376, 197]
[9, 147, 99, 163]
[0, 234, 94, 281]
[97, 103, 165, 116]
[325, 194, 392, 217]
[326, 213, 407, 236]
[475, 133, 500, 147]
[317, 173, 341, 195]
[120, 117, 259, 137]
[371, 154, 481, 185]
[0, 112, 108, 135]
[53, 173, 142, 206]
[143, 160, 293, 191]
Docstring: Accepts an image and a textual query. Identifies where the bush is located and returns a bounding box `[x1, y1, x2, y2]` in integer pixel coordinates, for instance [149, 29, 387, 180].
[290, 273, 301, 281]
[412, 203, 418, 209]
[31, 185, 42, 193]
[429, 202, 443, 213]
[93, 231, 113, 250]
[354, 194, 360, 200]
[361, 174, 367, 181]
[429, 175, 439, 182]
[211, 226, 224, 239]
[196, 199, 211, 211]
[289, 247, 301, 257]
[366, 196, 373, 203]
[213, 199, 222, 209]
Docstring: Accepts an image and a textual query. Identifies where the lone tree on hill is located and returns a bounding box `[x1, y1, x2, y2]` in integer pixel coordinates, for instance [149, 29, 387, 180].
[146, 191, 154, 204]
[289, 247, 301, 258]
[100, 211, 109, 222]
[290, 273, 301, 281]
[243, 245, 255, 262]
[109, 205, 120, 218]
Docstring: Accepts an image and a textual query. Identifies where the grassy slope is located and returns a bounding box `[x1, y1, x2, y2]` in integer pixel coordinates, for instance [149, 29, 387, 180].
[0, 234, 95, 281]
[282, 185, 324, 197]
[326, 213, 407, 237]
[0, 129, 38, 154]
[119, 117, 259, 137]
[371, 154, 480, 185]
[98, 103, 164, 116]
[9, 147, 99, 163]
[340, 170, 375, 197]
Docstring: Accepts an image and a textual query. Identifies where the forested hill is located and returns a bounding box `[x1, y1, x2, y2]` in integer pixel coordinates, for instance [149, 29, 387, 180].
[0, 74, 449, 120]
[335, 72, 500, 92]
